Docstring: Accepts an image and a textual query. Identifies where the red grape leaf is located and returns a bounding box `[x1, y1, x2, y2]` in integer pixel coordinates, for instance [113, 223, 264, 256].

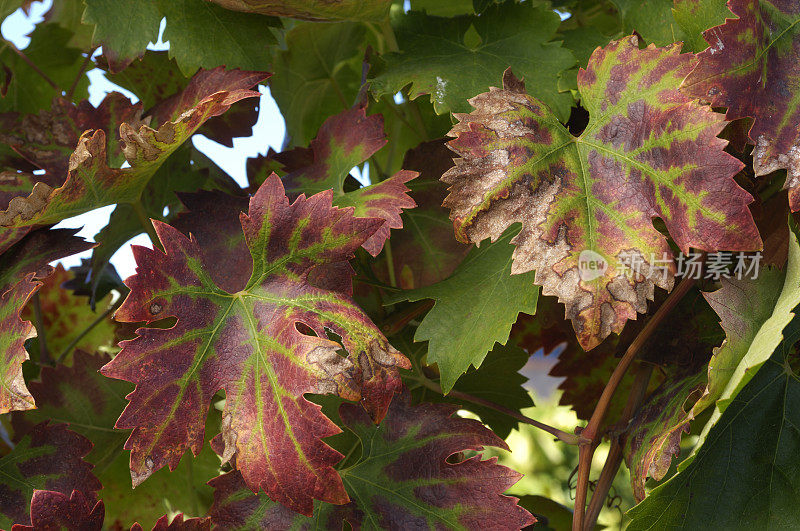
[623, 371, 707, 501]
[99, 175, 409, 516]
[11, 350, 220, 528]
[12, 490, 104, 531]
[0, 228, 92, 412]
[0, 68, 266, 228]
[442, 37, 761, 350]
[16, 489, 210, 531]
[0, 422, 101, 528]
[0, 92, 142, 179]
[681, 0, 800, 210]
[208, 390, 534, 529]
[171, 190, 252, 293]
[133, 514, 211, 531]
[270, 105, 417, 256]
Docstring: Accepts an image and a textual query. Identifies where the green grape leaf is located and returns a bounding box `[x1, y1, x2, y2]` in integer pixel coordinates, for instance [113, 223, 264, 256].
[610, 0, 686, 46]
[157, 0, 280, 76]
[83, 0, 161, 72]
[442, 37, 761, 350]
[83, 0, 280, 75]
[99, 175, 409, 516]
[0, 23, 89, 114]
[672, 0, 733, 52]
[269, 21, 367, 146]
[206, 0, 391, 21]
[0, 423, 101, 529]
[208, 391, 534, 529]
[681, 0, 800, 211]
[273, 104, 417, 256]
[627, 316, 800, 529]
[685, 223, 800, 460]
[389, 227, 538, 392]
[369, 2, 575, 119]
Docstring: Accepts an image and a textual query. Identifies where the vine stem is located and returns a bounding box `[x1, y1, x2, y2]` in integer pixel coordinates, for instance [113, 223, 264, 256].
[411, 374, 589, 446]
[7, 40, 61, 93]
[572, 276, 695, 530]
[583, 363, 653, 530]
[131, 201, 163, 252]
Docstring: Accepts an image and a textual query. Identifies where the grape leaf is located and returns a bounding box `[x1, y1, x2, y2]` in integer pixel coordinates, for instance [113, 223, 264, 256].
[610, 0, 687, 47]
[0, 92, 142, 180]
[627, 317, 800, 529]
[88, 147, 242, 306]
[170, 189, 251, 293]
[623, 371, 706, 501]
[620, 225, 799, 499]
[369, 2, 575, 119]
[0, 227, 92, 411]
[442, 37, 762, 350]
[208, 391, 535, 529]
[103, 51, 189, 112]
[16, 489, 212, 531]
[20, 264, 115, 361]
[157, 0, 280, 76]
[0, 68, 265, 228]
[0, 22, 89, 114]
[206, 0, 391, 21]
[269, 21, 367, 146]
[681, 0, 800, 211]
[617, 290, 722, 499]
[672, 0, 733, 52]
[83, 0, 280, 75]
[99, 175, 409, 516]
[685, 222, 800, 458]
[275, 105, 417, 256]
[11, 351, 219, 528]
[389, 227, 537, 392]
[83, 0, 161, 72]
[0, 422, 101, 529]
[12, 489, 105, 531]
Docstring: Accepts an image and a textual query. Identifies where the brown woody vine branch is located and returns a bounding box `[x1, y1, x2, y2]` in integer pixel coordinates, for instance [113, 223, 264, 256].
[583, 363, 654, 530]
[572, 276, 696, 530]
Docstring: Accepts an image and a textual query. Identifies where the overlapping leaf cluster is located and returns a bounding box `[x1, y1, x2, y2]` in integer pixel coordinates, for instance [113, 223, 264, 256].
[1, 0, 800, 528]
